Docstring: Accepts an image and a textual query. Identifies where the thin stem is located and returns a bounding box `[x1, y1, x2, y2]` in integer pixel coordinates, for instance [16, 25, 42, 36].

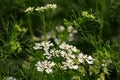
[27, 14, 34, 40]
[41, 14, 47, 41]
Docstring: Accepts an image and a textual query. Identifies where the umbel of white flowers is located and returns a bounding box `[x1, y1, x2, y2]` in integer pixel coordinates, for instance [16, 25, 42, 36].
[34, 41, 94, 74]
[3, 76, 16, 80]
[25, 4, 57, 13]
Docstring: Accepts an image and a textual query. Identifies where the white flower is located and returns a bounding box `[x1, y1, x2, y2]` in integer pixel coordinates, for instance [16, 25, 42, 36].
[50, 49, 60, 57]
[35, 4, 57, 12]
[68, 26, 73, 32]
[54, 38, 60, 44]
[61, 59, 78, 70]
[78, 53, 85, 63]
[33, 41, 53, 50]
[72, 46, 79, 52]
[78, 53, 94, 64]
[68, 33, 74, 42]
[72, 30, 78, 33]
[3, 77, 16, 80]
[43, 48, 52, 59]
[35, 6, 47, 12]
[86, 55, 94, 64]
[45, 68, 52, 74]
[46, 4, 57, 9]
[59, 42, 78, 52]
[41, 41, 54, 50]
[33, 43, 41, 50]
[35, 60, 55, 74]
[35, 61, 44, 72]
[24, 7, 34, 13]
[55, 25, 65, 32]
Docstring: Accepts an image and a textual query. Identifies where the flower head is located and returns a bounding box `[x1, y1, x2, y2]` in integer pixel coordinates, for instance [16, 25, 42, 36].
[24, 7, 34, 13]
[61, 59, 78, 70]
[3, 77, 16, 80]
[35, 60, 56, 74]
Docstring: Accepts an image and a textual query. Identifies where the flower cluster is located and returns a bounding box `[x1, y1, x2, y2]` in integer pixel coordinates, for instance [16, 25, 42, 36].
[35, 60, 55, 74]
[35, 4, 57, 12]
[61, 59, 78, 70]
[33, 41, 53, 50]
[78, 52, 94, 64]
[25, 4, 57, 13]
[81, 11, 95, 19]
[59, 42, 78, 52]
[34, 41, 94, 74]
[38, 25, 78, 45]
[24, 7, 34, 13]
[55, 25, 78, 42]
[3, 76, 16, 80]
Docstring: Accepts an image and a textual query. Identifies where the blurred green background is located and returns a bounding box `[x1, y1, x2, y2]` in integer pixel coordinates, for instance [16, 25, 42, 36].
[0, 0, 120, 39]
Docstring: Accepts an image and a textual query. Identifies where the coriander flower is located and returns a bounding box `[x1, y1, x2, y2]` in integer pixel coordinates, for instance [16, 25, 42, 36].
[35, 60, 56, 74]
[59, 42, 78, 52]
[61, 59, 78, 70]
[43, 49, 52, 59]
[24, 7, 34, 13]
[35, 4, 57, 12]
[33, 41, 54, 50]
[60, 50, 75, 59]
[56, 25, 65, 32]
[3, 77, 16, 80]
[50, 49, 60, 57]
[78, 53, 85, 63]
[77, 52, 94, 64]
[46, 4, 57, 10]
[33, 43, 41, 50]
[86, 55, 94, 64]
[35, 6, 47, 12]
[41, 41, 54, 50]
[68, 26, 74, 32]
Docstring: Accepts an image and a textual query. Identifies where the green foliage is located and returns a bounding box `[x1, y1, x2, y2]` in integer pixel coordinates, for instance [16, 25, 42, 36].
[0, 0, 120, 80]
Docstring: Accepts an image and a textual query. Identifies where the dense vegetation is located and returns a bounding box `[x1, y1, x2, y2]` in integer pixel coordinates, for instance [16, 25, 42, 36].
[0, 0, 120, 80]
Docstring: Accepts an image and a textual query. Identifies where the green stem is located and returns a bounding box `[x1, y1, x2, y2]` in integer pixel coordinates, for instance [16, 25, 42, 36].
[27, 14, 34, 40]
[41, 14, 47, 41]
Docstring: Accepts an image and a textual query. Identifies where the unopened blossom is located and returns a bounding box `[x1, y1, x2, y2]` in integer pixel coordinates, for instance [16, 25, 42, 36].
[68, 26, 74, 32]
[3, 77, 16, 80]
[41, 31, 56, 40]
[24, 7, 34, 13]
[55, 25, 65, 32]
[35, 60, 55, 74]
[81, 11, 95, 19]
[54, 38, 60, 44]
[81, 11, 88, 17]
[68, 33, 74, 42]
